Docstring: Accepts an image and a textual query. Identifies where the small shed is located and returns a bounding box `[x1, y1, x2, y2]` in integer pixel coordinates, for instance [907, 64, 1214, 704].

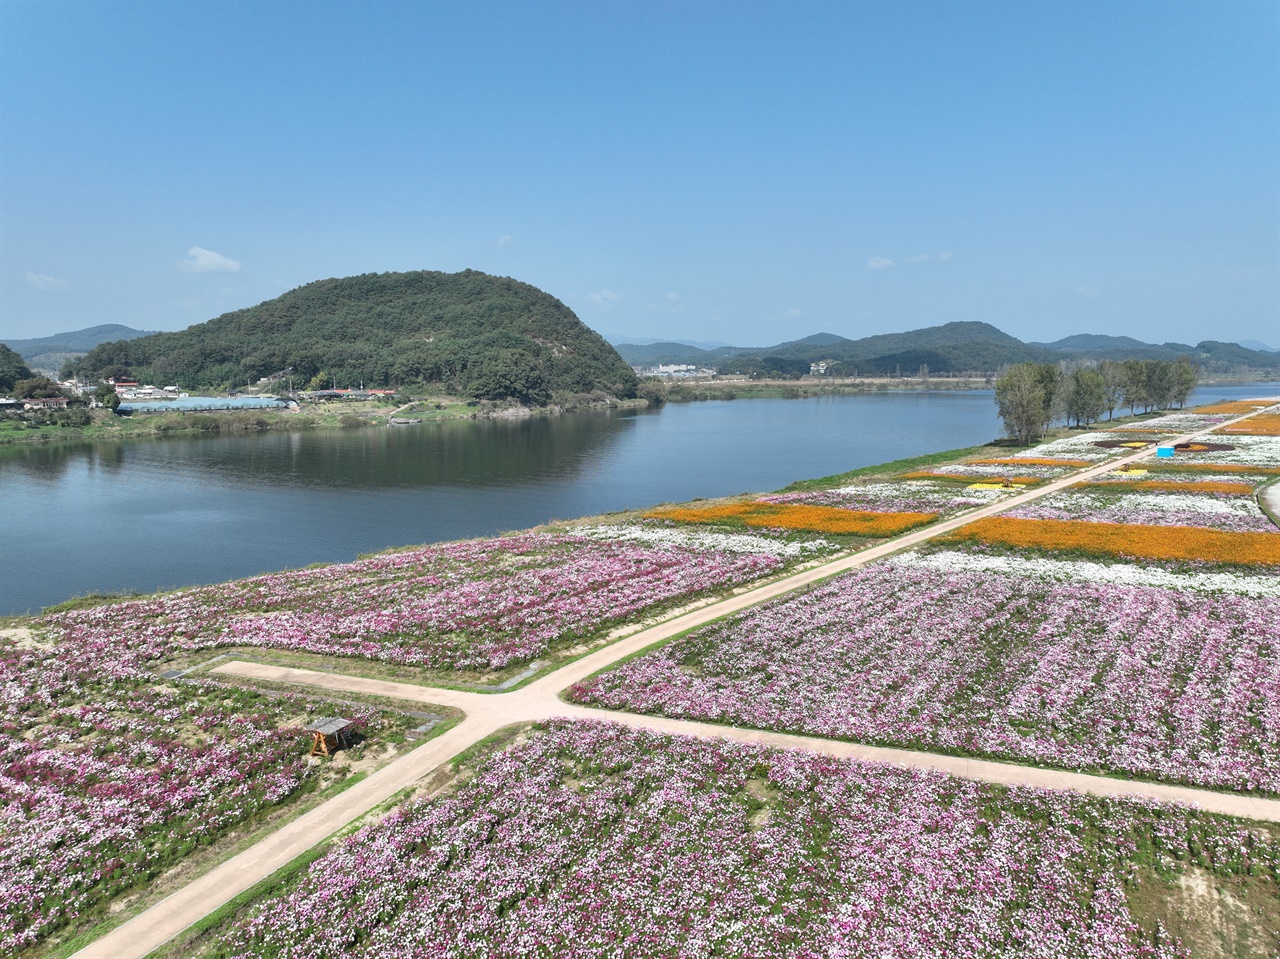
[305, 717, 357, 757]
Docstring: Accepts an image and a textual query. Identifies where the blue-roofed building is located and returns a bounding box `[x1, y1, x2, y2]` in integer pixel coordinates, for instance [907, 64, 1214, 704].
[116, 396, 291, 415]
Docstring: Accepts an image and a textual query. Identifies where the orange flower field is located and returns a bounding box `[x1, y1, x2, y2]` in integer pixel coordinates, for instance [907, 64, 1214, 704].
[647, 502, 937, 536]
[1075, 479, 1257, 496]
[970, 457, 1093, 468]
[945, 516, 1280, 566]
[1196, 400, 1277, 415]
[1216, 413, 1280, 436]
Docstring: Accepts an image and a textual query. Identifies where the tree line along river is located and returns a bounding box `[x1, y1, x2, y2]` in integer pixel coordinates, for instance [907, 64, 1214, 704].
[2, 383, 1275, 615]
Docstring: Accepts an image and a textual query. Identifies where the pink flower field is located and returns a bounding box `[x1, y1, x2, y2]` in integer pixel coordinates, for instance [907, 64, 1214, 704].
[202, 720, 1278, 959]
[0, 634, 404, 953]
[39, 532, 784, 673]
[570, 560, 1280, 793]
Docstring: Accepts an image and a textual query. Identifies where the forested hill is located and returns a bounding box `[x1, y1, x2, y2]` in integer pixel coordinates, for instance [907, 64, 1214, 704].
[69, 271, 639, 402]
[616, 321, 1280, 375]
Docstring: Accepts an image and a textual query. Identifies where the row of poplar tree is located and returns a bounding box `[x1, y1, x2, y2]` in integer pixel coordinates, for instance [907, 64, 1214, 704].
[994, 357, 1198, 445]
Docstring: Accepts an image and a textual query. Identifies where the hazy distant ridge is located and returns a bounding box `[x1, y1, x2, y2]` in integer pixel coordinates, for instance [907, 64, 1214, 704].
[2, 324, 156, 365]
[614, 322, 1280, 373]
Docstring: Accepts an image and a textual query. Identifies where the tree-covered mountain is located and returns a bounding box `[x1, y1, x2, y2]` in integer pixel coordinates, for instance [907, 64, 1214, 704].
[2, 324, 157, 372]
[718, 322, 1053, 375]
[1029, 334, 1280, 368]
[613, 342, 725, 366]
[67, 271, 638, 402]
[615, 322, 1280, 376]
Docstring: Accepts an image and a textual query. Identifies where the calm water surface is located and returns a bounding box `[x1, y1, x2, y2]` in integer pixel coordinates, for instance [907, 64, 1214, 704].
[2, 383, 1275, 614]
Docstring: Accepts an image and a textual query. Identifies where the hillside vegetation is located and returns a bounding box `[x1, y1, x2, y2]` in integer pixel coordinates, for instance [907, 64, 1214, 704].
[67, 271, 638, 403]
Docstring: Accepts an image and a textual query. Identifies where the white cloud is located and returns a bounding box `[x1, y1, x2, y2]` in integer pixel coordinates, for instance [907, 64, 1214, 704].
[589, 288, 622, 307]
[938, 251, 955, 261]
[646, 291, 685, 315]
[1077, 286, 1100, 299]
[24, 271, 69, 290]
[177, 247, 242, 273]
[868, 256, 895, 271]
[783, 307, 803, 319]
[496, 234, 514, 246]
[903, 253, 932, 266]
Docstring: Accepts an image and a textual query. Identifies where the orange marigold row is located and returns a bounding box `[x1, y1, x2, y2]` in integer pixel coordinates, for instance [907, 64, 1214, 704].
[970, 457, 1093, 468]
[1195, 400, 1278, 414]
[1074, 479, 1256, 496]
[646, 502, 938, 536]
[945, 516, 1280, 566]
[1152, 462, 1280, 476]
[1215, 413, 1280, 436]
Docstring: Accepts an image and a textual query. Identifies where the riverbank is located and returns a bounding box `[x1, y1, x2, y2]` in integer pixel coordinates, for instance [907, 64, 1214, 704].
[652, 372, 1272, 403]
[0, 393, 649, 447]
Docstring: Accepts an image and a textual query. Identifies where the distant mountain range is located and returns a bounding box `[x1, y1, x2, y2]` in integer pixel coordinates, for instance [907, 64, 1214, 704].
[1238, 338, 1279, 353]
[2, 324, 157, 371]
[611, 323, 1280, 374]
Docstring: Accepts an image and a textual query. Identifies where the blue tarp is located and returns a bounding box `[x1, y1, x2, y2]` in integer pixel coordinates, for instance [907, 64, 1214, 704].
[117, 397, 289, 414]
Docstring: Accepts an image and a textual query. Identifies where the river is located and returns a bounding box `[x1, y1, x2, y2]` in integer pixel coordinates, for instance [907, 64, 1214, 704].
[2, 382, 1275, 614]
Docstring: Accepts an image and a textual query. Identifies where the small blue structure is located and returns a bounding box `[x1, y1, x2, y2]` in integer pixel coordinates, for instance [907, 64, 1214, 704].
[1155, 445, 1175, 459]
[117, 396, 290, 415]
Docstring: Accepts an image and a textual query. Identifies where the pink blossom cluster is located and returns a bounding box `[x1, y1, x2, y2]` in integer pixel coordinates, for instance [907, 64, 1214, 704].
[40, 532, 782, 672]
[0, 636, 390, 953]
[209, 720, 1277, 959]
[571, 563, 1280, 793]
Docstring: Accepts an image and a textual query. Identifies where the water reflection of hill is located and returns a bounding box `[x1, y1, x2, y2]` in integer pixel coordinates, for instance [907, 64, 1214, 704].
[0, 410, 642, 492]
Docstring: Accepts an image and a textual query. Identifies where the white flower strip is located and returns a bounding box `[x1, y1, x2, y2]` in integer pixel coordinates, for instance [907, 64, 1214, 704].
[1113, 412, 1231, 432]
[1185, 435, 1280, 468]
[573, 524, 835, 557]
[929, 462, 1069, 478]
[1036, 489, 1269, 518]
[897, 550, 1280, 598]
[1011, 432, 1117, 461]
[1091, 472, 1259, 486]
[762, 480, 1008, 514]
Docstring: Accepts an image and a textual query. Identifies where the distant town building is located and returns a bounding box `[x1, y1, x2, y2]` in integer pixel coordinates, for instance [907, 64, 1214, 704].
[634, 364, 717, 378]
[108, 376, 140, 393]
[23, 396, 69, 410]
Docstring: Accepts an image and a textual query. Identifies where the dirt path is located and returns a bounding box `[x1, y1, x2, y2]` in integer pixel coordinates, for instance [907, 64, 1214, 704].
[211, 660, 1280, 824]
[72, 406, 1278, 959]
[1261, 477, 1280, 529]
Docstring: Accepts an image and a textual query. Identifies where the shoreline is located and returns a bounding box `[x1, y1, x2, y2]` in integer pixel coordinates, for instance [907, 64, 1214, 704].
[5, 376, 1273, 449]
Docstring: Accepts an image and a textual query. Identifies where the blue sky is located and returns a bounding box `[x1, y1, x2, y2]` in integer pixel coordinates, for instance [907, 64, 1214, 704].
[3, 0, 1277, 348]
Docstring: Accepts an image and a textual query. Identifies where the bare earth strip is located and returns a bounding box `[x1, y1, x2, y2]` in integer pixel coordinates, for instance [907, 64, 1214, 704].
[72, 406, 1279, 959]
[210, 660, 1280, 825]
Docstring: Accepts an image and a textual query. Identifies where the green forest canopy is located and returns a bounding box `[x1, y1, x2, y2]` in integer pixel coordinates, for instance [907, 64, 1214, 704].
[67, 270, 638, 403]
